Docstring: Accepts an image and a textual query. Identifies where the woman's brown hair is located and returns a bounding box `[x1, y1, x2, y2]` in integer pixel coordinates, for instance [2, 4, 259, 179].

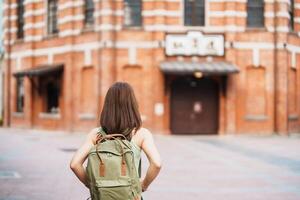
[100, 82, 142, 140]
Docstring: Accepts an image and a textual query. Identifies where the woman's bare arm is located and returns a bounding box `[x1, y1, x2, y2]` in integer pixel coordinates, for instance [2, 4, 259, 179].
[70, 128, 97, 188]
[140, 128, 162, 192]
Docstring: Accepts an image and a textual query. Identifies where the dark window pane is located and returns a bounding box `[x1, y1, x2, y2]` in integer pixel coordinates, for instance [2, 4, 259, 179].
[17, 0, 24, 39]
[124, 0, 142, 27]
[16, 78, 24, 112]
[247, 0, 264, 27]
[84, 0, 95, 26]
[289, 0, 294, 31]
[184, 0, 205, 26]
[46, 82, 60, 113]
[48, 0, 58, 34]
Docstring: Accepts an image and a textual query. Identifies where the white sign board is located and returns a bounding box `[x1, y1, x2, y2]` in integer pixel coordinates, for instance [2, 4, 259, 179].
[165, 32, 224, 56]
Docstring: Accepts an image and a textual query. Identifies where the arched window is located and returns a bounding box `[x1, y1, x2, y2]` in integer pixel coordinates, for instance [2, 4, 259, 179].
[17, 0, 25, 39]
[124, 0, 142, 27]
[48, 0, 58, 34]
[247, 0, 264, 28]
[84, 0, 95, 27]
[184, 0, 205, 26]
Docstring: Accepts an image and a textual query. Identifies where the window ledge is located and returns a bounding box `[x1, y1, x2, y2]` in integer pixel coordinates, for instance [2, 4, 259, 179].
[122, 26, 143, 31]
[245, 115, 268, 121]
[245, 27, 267, 32]
[12, 112, 24, 118]
[288, 31, 298, 37]
[14, 38, 25, 45]
[288, 114, 299, 121]
[184, 25, 206, 28]
[81, 25, 95, 33]
[42, 33, 59, 40]
[39, 112, 61, 119]
[179, 26, 210, 32]
[78, 113, 96, 120]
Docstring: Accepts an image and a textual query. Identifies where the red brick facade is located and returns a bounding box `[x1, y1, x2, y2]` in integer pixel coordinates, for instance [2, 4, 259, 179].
[3, 0, 300, 135]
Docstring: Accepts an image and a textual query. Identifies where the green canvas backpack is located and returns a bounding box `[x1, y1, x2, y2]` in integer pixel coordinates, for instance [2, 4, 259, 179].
[86, 128, 142, 200]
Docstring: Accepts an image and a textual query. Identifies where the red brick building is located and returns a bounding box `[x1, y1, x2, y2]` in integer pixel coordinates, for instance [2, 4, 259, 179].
[3, 0, 300, 135]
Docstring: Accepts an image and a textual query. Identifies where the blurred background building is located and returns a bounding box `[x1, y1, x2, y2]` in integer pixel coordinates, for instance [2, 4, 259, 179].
[2, 0, 300, 135]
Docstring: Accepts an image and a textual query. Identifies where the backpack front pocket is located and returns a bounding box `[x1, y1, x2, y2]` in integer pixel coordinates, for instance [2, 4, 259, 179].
[96, 178, 133, 200]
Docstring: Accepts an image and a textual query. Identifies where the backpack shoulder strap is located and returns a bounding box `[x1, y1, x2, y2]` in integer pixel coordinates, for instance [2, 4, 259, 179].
[97, 127, 107, 137]
[95, 127, 107, 144]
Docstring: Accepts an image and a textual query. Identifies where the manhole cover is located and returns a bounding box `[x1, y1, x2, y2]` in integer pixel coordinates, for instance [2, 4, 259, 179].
[0, 171, 21, 179]
[59, 148, 77, 152]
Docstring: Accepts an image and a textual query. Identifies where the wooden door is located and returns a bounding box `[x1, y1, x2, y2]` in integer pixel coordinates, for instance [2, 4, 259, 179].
[171, 77, 219, 134]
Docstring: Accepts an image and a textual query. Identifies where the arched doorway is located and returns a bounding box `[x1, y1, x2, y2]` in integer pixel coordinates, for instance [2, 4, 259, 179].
[170, 76, 219, 134]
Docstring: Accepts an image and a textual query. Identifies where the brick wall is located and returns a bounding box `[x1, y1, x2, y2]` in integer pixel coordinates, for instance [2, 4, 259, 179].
[3, 0, 300, 135]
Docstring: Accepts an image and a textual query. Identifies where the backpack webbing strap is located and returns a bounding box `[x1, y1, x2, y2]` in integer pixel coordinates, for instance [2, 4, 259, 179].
[97, 127, 106, 137]
[138, 158, 142, 178]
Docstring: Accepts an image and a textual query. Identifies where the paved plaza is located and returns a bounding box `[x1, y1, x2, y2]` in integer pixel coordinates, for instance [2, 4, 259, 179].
[0, 128, 300, 200]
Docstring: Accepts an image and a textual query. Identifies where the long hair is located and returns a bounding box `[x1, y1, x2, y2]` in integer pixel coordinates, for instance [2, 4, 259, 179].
[100, 82, 142, 140]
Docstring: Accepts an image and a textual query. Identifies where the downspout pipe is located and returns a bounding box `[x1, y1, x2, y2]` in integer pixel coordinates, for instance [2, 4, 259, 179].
[6, 0, 12, 126]
[273, 1, 278, 134]
[97, 0, 102, 124]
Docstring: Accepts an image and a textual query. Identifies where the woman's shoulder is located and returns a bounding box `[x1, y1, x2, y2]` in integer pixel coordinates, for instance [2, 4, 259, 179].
[86, 127, 153, 145]
[86, 127, 101, 145]
[133, 127, 153, 144]
[135, 127, 152, 136]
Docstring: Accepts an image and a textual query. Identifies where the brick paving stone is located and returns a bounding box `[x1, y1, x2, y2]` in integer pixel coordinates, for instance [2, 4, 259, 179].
[0, 128, 300, 200]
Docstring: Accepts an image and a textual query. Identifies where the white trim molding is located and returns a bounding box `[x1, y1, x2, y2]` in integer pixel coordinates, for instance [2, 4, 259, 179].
[24, 0, 44, 5]
[8, 40, 160, 59]
[58, 15, 84, 25]
[253, 49, 260, 67]
[94, 24, 122, 31]
[58, 0, 84, 11]
[58, 29, 81, 37]
[24, 35, 43, 42]
[78, 113, 96, 120]
[209, 0, 247, 2]
[38, 112, 61, 119]
[266, 26, 290, 33]
[264, 11, 290, 19]
[295, 17, 300, 23]
[144, 24, 246, 32]
[2, 16, 18, 22]
[3, 27, 17, 34]
[3, 3, 17, 10]
[84, 49, 92, 66]
[142, 10, 181, 17]
[128, 47, 137, 65]
[209, 11, 247, 18]
[264, 0, 291, 4]
[24, 9, 45, 18]
[24, 22, 45, 30]
[229, 42, 275, 50]
[94, 10, 124, 17]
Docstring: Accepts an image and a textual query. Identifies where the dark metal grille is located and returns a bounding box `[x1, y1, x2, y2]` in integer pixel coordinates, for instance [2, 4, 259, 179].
[84, 0, 95, 26]
[247, 0, 264, 28]
[184, 0, 205, 26]
[16, 77, 24, 113]
[124, 0, 142, 27]
[47, 0, 58, 34]
[289, 0, 295, 31]
[17, 0, 24, 39]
